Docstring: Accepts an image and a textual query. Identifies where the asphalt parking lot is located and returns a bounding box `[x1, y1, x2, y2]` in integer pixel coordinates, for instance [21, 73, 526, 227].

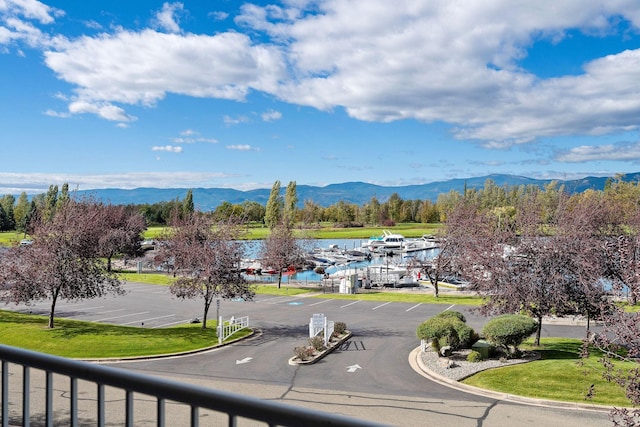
[2, 281, 609, 426]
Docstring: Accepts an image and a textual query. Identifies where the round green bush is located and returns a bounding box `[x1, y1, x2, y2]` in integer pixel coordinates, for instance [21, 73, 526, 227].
[452, 321, 476, 349]
[482, 314, 537, 356]
[466, 350, 484, 363]
[417, 314, 477, 352]
[435, 310, 466, 323]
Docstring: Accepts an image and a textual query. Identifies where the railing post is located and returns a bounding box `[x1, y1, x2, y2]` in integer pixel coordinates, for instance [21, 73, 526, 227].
[22, 366, 30, 427]
[191, 406, 199, 427]
[2, 361, 8, 427]
[70, 377, 78, 427]
[46, 371, 53, 427]
[157, 397, 165, 427]
[126, 390, 134, 427]
[97, 383, 105, 427]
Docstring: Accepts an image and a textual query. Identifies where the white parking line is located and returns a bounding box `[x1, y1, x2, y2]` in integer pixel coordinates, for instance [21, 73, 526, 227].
[372, 302, 391, 310]
[257, 296, 290, 303]
[406, 303, 421, 312]
[122, 314, 175, 326]
[55, 303, 85, 309]
[69, 306, 104, 311]
[95, 311, 149, 322]
[308, 300, 330, 307]
[444, 304, 456, 311]
[95, 308, 125, 315]
[340, 301, 361, 308]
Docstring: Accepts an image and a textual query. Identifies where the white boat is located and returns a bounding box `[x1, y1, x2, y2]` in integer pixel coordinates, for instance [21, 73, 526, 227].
[364, 230, 406, 251]
[403, 235, 440, 252]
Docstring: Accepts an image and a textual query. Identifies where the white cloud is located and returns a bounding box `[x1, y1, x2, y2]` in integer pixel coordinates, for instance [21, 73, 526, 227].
[68, 100, 136, 122]
[15, 0, 640, 150]
[0, 0, 63, 49]
[43, 108, 70, 118]
[153, 2, 183, 34]
[152, 145, 183, 153]
[223, 114, 250, 125]
[171, 136, 218, 144]
[555, 141, 640, 163]
[43, 29, 286, 118]
[210, 11, 229, 21]
[226, 144, 257, 151]
[261, 109, 282, 121]
[172, 129, 218, 144]
[0, 171, 244, 193]
[238, 0, 640, 146]
[0, 0, 62, 25]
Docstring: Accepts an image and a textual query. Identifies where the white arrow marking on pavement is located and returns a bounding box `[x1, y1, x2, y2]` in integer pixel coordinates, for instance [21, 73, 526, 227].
[346, 364, 362, 373]
[236, 357, 253, 365]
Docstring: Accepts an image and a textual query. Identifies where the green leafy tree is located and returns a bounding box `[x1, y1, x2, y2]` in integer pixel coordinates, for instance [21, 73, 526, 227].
[241, 201, 265, 223]
[264, 180, 282, 229]
[44, 184, 58, 221]
[0, 195, 15, 231]
[13, 192, 30, 232]
[283, 181, 298, 228]
[56, 183, 70, 211]
[0, 205, 9, 231]
[183, 189, 194, 215]
[300, 199, 322, 224]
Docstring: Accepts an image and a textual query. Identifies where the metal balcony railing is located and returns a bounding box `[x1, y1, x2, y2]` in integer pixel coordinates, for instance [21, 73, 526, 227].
[0, 344, 388, 427]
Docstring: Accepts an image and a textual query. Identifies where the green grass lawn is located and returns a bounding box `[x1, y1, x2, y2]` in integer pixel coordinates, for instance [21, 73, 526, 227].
[313, 291, 483, 305]
[462, 338, 635, 407]
[0, 310, 251, 358]
[142, 223, 442, 241]
[0, 231, 26, 246]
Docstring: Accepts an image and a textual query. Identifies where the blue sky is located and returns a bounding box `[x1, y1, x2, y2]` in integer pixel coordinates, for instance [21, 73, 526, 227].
[2, 1, 640, 195]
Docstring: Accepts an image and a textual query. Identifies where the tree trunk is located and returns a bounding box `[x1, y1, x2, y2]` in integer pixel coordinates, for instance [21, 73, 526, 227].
[48, 299, 57, 328]
[202, 299, 211, 329]
[535, 314, 542, 346]
[277, 271, 283, 289]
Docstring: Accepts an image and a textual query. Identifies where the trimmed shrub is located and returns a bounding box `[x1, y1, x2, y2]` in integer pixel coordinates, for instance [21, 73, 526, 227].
[417, 316, 458, 354]
[452, 321, 477, 349]
[417, 316, 477, 353]
[308, 336, 326, 352]
[417, 311, 477, 354]
[482, 314, 538, 357]
[334, 321, 347, 335]
[435, 310, 466, 323]
[467, 350, 484, 363]
[294, 346, 315, 361]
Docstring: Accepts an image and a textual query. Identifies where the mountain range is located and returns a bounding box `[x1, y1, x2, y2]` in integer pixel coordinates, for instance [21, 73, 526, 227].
[77, 172, 640, 211]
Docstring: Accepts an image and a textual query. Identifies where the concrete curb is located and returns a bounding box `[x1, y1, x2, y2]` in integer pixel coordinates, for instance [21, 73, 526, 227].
[409, 347, 616, 413]
[81, 329, 259, 364]
[288, 331, 353, 365]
